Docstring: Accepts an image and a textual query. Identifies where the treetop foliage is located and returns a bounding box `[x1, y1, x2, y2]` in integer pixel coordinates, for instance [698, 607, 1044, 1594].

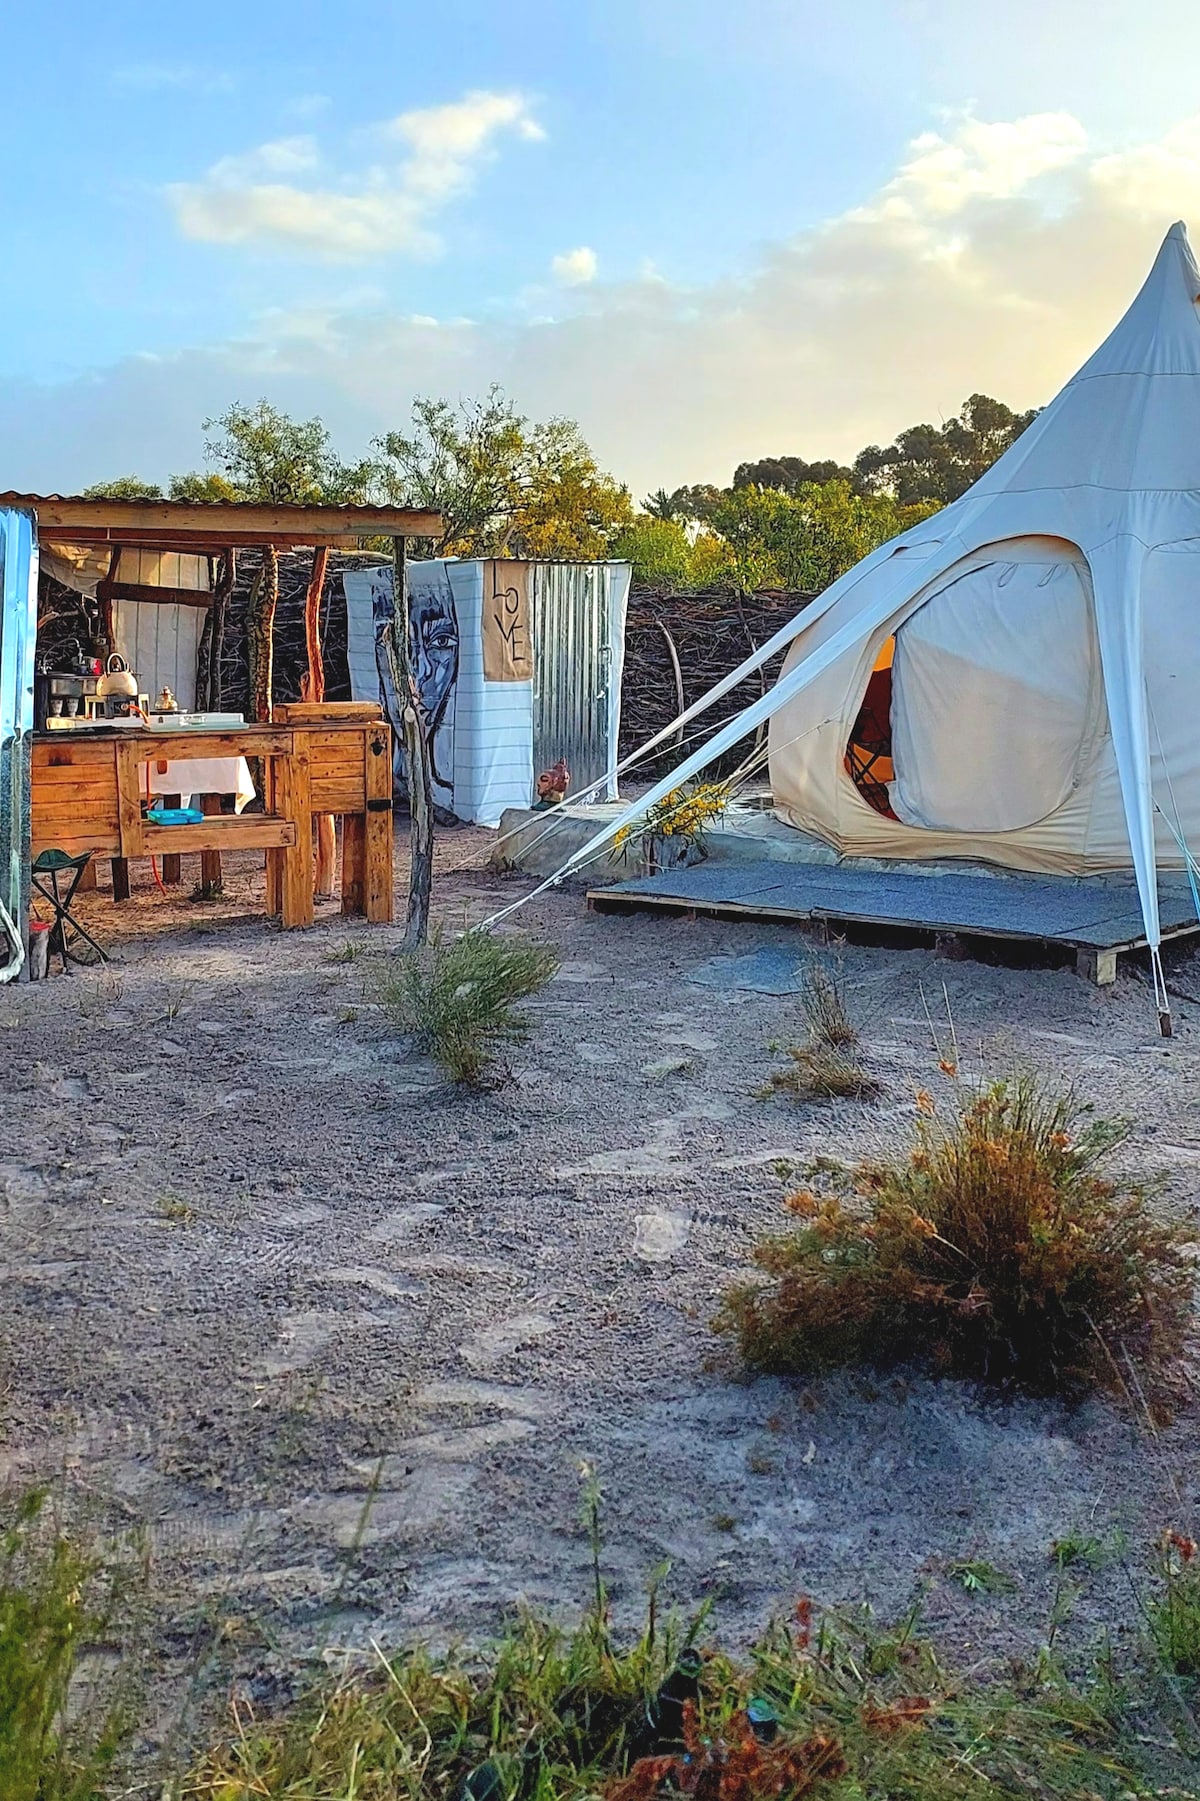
[82, 386, 1035, 594]
[853, 391, 1040, 505]
[375, 386, 633, 560]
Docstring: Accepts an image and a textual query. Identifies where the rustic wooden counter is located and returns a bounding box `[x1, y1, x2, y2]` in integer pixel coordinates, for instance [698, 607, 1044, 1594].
[31, 715, 393, 928]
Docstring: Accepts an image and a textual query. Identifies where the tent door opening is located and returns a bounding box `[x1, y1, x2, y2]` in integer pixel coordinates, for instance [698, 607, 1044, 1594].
[845, 635, 897, 819]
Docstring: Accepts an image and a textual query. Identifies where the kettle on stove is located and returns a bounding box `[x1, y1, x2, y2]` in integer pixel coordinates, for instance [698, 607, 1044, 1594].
[96, 654, 139, 701]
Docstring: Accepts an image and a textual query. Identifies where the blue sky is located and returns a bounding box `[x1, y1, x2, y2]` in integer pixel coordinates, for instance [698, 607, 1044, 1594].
[5, 0, 1200, 494]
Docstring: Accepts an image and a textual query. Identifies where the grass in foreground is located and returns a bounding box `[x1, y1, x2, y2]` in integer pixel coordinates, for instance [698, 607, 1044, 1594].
[0, 1491, 133, 1801]
[187, 1598, 1148, 1801]
[721, 1074, 1195, 1395]
[379, 927, 560, 1084]
[1149, 1530, 1200, 1678]
[4, 1479, 1200, 1798]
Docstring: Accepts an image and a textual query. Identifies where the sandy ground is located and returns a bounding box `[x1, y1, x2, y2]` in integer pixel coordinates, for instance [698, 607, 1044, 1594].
[3, 826, 1200, 1704]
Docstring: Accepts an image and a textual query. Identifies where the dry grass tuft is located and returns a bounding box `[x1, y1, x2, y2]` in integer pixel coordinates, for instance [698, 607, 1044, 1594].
[766, 1042, 880, 1101]
[720, 1074, 1196, 1396]
[764, 956, 878, 1101]
[800, 957, 859, 1049]
[379, 927, 560, 1085]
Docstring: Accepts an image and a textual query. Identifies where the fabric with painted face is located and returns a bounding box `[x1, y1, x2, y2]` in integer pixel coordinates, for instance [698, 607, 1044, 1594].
[355, 566, 460, 808]
[409, 583, 461, 789]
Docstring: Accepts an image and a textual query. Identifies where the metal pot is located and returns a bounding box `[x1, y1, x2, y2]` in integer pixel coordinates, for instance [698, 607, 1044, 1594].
[96, 654, 139, 701]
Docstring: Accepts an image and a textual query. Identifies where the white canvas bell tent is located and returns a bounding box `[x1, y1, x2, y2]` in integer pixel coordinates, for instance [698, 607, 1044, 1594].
[503, 222, 1200, 1028]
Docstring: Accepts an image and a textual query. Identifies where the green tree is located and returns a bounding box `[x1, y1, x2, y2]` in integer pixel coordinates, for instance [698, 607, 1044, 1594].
[80, 476, 164, 500]
[612, 516, 737, 590]
[376, 386, 632, 559]
[641, 488, 680, 521]
[732, 454, 853, 492]
[167, 470, 241, 503]
[186, 399, 377, 505]
[711, 482, 938, 593]
[613, 516, 695, 587]
[854, 392, 1039, 504]
[666, 483, 725, 526]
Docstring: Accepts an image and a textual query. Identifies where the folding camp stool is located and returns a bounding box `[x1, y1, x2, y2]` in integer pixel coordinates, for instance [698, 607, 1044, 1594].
[30, 849, 108, 972]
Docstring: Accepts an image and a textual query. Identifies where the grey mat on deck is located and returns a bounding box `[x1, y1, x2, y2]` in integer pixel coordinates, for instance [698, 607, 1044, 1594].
[592, 860, 1200, 950]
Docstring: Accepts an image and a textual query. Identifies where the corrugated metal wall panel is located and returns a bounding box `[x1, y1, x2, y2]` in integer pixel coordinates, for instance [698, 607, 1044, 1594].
[531, 563, 616, 791]
[0, 509, 38, 978]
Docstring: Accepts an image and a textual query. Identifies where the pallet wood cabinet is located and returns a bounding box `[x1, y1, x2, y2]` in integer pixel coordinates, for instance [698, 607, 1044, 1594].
[31, 718, 393, 928]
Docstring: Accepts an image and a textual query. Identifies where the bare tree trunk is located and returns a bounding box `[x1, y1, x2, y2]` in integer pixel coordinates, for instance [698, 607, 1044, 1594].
[247, 547, 279, 723]
[300, 546, 336, 898]
[384, 535, 433, 947]
[302, 545, 329, 700]
[199, 549, 235, 709]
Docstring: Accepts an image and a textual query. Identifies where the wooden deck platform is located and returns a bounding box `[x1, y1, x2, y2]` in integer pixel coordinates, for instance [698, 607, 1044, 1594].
[587, 860, 1200, 985]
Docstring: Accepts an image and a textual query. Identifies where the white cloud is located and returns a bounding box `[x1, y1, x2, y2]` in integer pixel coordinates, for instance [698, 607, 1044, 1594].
[167, 89, 543, 259]
[204, 137, 321, 185]
[857, 112, 1088, 223]
[552, 246, 598, 285]
[13, 110, 1200, 497]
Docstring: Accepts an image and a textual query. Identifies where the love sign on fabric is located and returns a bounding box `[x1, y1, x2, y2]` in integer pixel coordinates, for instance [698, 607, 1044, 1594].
[482, 560, 532, 683]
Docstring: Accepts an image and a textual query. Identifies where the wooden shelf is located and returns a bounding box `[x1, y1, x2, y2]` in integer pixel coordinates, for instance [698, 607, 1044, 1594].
[142, 817, 296, 853]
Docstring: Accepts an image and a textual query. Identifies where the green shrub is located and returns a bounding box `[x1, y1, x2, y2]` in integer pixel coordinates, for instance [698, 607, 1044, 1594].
[719, 1076, 1195, 1395]
[0, 1491, 132, 1801]
[380, 927, 560, 1084]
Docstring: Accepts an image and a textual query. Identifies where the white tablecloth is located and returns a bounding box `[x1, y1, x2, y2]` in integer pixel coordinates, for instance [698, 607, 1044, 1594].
[139, 756, 256, 815]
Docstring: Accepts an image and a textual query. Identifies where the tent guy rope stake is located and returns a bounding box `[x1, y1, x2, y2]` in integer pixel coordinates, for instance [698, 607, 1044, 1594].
[1152, 946, 1173, 1037]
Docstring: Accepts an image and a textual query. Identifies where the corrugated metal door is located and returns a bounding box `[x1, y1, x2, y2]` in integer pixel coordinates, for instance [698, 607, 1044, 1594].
[530, 564, 612, 790]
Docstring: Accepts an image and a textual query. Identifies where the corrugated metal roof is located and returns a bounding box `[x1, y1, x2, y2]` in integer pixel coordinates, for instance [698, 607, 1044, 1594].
[0, 492, 443, 549]
[0, 491, 432, 516]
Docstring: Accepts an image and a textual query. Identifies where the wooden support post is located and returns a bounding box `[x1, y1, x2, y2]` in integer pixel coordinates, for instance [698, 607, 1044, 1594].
[207, 548, 235, 709]
[199, 794, 222, 893]
[245, 552, 277, 724]
[161, 795, 182, 885]
[276, 746, 314, 928]
[363, 722, 394, 923]
[111, 860, 130, 902]
[386, 535, 432, 948]
[301, 546, 337, 900]
[1076, 946, 1118, 987]
[340, 814, 365, 916]
[264, 755, 282, 916]
[114, 740, 146, 861]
